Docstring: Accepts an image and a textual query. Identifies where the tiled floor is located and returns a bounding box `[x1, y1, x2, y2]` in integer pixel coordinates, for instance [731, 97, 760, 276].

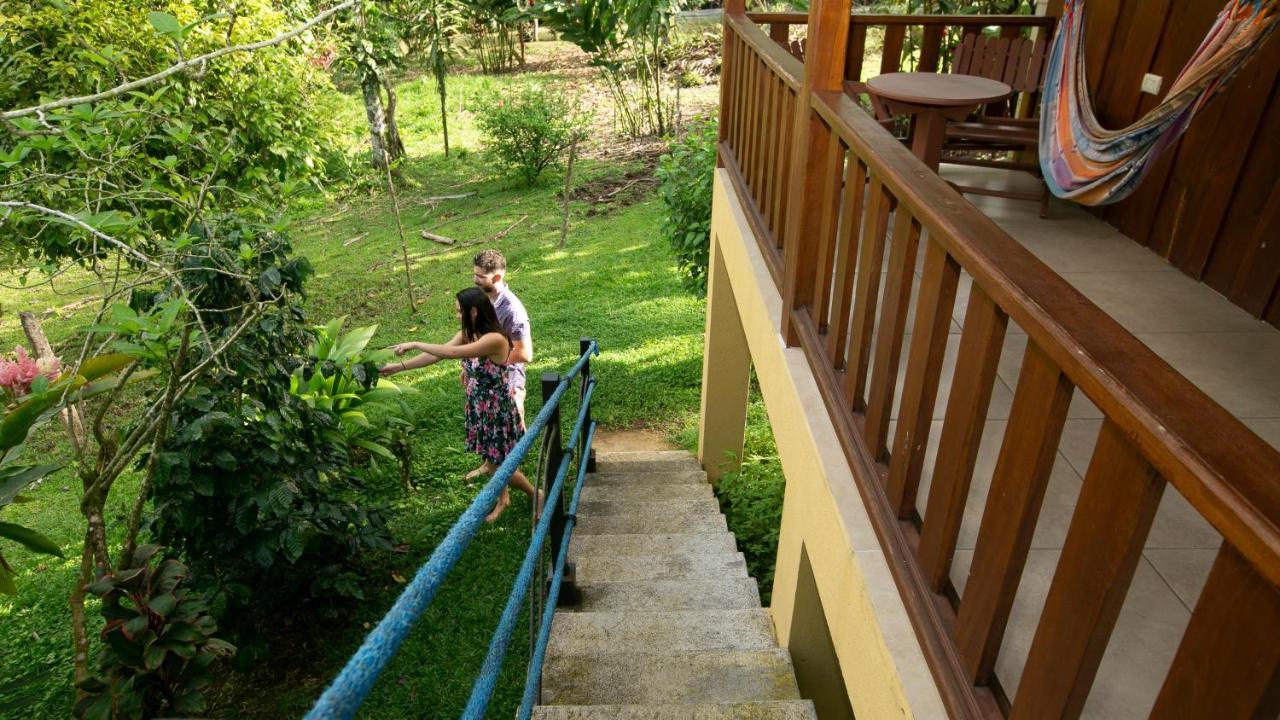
[898, 165, 1280, 717]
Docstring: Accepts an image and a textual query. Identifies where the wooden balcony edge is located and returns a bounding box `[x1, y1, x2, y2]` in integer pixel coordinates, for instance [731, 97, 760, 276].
[799, 87, 1280, 586]
[745, 12, 1055, 27]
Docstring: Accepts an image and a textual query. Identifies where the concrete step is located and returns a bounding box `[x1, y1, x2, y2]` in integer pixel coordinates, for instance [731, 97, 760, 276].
[578, 497, 722, 518]
[585, 469, 708, 486]
[574, 551, 748, 583]
[575, 510, 727, 535]
[548, 609, 776, 655]
[578, 483, 711, 502]
[570, 579, 762, 612]
[541, 649, 802, 705]
[533, 701, 818, 720]
[569, 532, 738, 558]
[595, 451, 703, 474]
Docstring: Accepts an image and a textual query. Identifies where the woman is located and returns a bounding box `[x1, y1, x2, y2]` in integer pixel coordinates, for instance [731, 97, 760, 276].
[388, 288, 541, 523]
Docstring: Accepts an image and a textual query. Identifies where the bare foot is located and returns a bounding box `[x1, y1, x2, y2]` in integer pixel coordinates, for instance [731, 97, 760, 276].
[485, 493, 511, 523]
[534, 490, 545, 520]
[465, 462, 492, 481]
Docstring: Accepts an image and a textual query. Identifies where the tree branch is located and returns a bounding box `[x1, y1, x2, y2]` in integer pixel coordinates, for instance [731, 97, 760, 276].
[1, 0, 358, 121]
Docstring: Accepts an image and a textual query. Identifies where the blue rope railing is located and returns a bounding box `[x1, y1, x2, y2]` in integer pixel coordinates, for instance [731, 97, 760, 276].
[307, 340, 600, 720]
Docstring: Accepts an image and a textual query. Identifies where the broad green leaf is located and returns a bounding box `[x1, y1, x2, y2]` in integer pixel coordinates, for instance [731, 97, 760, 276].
[144, 642, 167, 671]
[354, 439, 396, 461]
[149, 593, 177, 617]
[0, 568, 15, 595]
[0, 522, 63, 557]
[0, 464, 63, 506]
[148, 11, 182, 36]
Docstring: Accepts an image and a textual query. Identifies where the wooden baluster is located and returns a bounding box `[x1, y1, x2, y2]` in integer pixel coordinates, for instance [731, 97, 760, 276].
[842, 178, 890, 409]
[881, 25, 906, 75]
[811, 133, 846, 332]
[919, 25, 944, 73]
[761, 75, 779, 236]
[886, 240, 960, 515]
[1150, 545, 1280, 719]
[766, 76, 787, 238]
[751, 64, 773, 206]
[775, 87, 795, 254]
[718, 29, 735, 151]
[745, 55, 761, 190]
[917, 286, 1008, 591]
[780, 0, 852, 346]
[1012, 419, 1164, 720]
[864, 207, 922, 462]
[825, 158, 867, 368]
[846, 23, 868, 83]
[769, 22, 789, 48]
[728, 34, 743, 158]
[954, 340, 1073, 683]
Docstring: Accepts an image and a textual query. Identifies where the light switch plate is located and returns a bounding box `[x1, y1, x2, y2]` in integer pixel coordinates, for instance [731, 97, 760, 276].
[1141, 73, 1164, 95]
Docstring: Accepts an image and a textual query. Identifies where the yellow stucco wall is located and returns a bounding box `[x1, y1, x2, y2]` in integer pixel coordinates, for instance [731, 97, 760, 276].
[701, 170, 947, 719]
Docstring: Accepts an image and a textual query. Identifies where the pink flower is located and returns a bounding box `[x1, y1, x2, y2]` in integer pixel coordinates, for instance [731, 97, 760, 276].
[0, 345, 61, 399]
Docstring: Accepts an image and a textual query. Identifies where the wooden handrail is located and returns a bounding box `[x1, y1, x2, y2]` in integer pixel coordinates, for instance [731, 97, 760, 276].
[807, 88, 1280, 585]
[727, 12, 804, 90]
[745, 12, 1055, 27]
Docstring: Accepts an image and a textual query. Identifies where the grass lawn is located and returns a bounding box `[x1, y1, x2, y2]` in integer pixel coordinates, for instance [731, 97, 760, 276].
[0, 42, 715, 718]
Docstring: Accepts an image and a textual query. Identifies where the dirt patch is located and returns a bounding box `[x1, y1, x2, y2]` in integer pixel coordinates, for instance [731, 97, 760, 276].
[593, 428, 679, 452]
[571, 165, 661, 215]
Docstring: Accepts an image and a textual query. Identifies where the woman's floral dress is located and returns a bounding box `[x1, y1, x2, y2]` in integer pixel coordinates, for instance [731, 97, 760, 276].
[463, 355, 524, 464]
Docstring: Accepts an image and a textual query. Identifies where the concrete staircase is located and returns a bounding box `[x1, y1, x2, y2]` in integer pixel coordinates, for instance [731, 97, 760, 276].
[534, 450, 817, 720]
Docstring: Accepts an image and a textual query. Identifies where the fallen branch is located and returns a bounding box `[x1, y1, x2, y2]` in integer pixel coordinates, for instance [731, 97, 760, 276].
[489, 214, 528, 242]
[417, 192, 477, 205]
[596, 177, 641, 203]
[421, 230, 456, 245]
[343, 231, 369, 247]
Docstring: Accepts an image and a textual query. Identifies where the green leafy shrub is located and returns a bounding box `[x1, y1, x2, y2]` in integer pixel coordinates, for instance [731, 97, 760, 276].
[144, 220, 401, 663]
[75, 545, 233, 720]
[656, 117, 718, 295]
[476, 87, 585, 186]
[714, 453, 784, 605]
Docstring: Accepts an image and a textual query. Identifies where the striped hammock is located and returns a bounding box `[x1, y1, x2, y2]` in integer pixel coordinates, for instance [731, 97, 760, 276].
[1040, 0, 1279, 205]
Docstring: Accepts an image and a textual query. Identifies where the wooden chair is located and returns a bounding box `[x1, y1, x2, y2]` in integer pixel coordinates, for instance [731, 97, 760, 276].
[942, 31, 1053, 216]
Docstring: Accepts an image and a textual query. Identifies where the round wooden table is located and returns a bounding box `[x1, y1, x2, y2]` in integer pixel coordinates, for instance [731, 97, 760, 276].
[866, 72, 1013, 171]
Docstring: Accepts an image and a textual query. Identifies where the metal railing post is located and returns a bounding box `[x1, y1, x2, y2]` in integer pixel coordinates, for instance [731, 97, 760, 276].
[580, 337, 596, 473]
[541, 372, 566, 571]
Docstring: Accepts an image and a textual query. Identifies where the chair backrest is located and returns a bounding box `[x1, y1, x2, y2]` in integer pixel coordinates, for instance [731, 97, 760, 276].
[951, 32, 1050, 94]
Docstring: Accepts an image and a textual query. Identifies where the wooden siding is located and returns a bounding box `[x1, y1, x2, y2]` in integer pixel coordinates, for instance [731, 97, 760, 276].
[1055, 0, 1280, 329]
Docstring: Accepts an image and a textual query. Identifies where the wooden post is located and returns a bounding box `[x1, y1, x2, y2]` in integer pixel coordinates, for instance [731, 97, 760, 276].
[779, 0, 852, 346]
[19, 311, 85, 448]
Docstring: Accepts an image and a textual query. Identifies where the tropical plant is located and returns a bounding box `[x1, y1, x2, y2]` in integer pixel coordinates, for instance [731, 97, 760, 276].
[458, 0, 528, 73]
[74, 544, 233, 720]
[656, 116, 717, 294]
[540, 0, 680, 137]
[477, 87, 588, 185]
[290, 317, 417, 463]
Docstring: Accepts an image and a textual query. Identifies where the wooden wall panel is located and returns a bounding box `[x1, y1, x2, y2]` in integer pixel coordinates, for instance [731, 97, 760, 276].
[1056, 0, 1280, 329]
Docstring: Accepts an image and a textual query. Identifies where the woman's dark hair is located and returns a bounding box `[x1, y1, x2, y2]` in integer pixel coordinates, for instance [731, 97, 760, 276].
[456, 287, 508, 343]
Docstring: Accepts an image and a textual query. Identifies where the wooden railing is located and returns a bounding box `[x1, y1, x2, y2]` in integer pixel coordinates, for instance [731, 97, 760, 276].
[747, 12, 1054, 116]
[719, 9, 1280, 719]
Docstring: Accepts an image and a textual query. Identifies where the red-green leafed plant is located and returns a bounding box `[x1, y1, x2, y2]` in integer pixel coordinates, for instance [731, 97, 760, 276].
[74, 544, 234, 720]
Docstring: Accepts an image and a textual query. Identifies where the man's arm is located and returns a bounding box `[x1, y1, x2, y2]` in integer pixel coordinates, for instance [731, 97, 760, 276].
[508, 337, 532, 365]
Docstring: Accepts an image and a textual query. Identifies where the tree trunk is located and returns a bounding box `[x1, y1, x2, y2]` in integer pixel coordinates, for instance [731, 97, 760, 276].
[362, 69, 390, 170]
[382, 76, 406, 162]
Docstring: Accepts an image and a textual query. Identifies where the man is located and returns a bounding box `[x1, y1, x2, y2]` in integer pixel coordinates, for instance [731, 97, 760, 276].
[383, 249, 533, 480]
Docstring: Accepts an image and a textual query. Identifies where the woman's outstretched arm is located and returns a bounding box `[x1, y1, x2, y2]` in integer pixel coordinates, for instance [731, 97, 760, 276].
[419, 332, 507, 363]
[381, 332, 463, 375]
